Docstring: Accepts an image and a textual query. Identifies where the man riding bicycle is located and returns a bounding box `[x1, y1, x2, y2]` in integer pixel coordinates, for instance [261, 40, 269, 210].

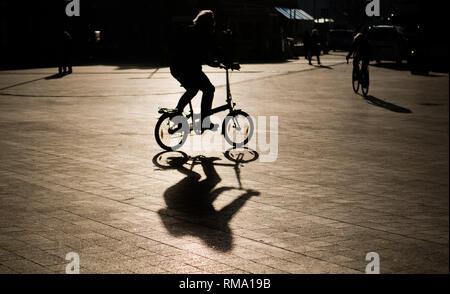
[346, 28, 371, 73]
[169, 10, 238, 134]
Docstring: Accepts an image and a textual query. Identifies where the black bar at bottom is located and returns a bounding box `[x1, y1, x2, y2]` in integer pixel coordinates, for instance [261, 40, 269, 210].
[1, 274, 448, 293]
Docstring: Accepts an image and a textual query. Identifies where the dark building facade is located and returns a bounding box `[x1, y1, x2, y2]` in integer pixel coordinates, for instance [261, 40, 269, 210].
[0, 0, 298, 68]
[0, 0, 172, 67]
[295, 0, 447, 70]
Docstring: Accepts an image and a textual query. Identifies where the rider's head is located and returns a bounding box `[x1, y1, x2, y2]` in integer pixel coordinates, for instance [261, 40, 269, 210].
[193, 10, 216, 34]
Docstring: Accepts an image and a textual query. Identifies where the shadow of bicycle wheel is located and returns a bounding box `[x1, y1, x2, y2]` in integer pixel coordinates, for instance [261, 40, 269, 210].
[152, 150, 189, 170]
[224, 147, 259, 163]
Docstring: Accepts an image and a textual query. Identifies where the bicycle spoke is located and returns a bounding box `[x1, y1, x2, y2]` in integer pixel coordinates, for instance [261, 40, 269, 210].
[232, 116, 242, 131]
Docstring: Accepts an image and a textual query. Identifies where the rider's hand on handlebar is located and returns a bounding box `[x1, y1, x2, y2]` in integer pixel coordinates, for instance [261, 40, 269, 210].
[231, 62, 240, 71]
[219, 62, 240, 70]
[209, 60, 221, 68]
[224, 62, 240, 71]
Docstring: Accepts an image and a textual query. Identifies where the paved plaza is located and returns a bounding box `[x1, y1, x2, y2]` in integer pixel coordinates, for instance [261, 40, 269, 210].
[0, 53, 448, 273]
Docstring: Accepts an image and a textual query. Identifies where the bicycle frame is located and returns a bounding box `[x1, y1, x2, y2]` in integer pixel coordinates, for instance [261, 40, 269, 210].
[354, 59, 369, 77]
[185, 67, 236, 123]
[156, 63, 253, 151]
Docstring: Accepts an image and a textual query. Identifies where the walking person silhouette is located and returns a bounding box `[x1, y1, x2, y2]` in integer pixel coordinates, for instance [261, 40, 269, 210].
[57, 30, 73, 75]
[309, 29, 321, 65]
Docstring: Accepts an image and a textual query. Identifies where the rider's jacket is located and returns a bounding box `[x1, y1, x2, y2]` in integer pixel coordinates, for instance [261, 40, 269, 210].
[349, 33, 371, 60]
[169, 25, 217, 72]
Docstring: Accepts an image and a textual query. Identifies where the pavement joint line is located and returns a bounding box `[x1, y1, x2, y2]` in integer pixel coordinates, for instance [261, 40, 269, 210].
[0, 137, 447, 222]
[0, 139, 173, 183]
[0, 152, 361, 273]
[225, 61, 348, 88]
[0, 92, 179, 98]
[0, 164, 409, 274]
[1, 138, 447, 248]
[151, 209, 365, 273]
[0, 76, 49, 91]
[0, 139, 409, 218]
[0, 55, 447, 273]
[60, 191, 363, 273]
[0, 70, 264, 75]
[251, 168, 448, 215]
[147, 68, 160, 79]
[248, 198, 449, 248]
[0, 61, 346, 98]
[12, 193, 255, 274]
[244, 164, 448, 219]
[0, 248, 57, 273]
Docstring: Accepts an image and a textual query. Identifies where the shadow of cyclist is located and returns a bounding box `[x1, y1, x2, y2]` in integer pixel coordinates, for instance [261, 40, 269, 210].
[157, 155, 259, 252]
[362, 95, 412, 113]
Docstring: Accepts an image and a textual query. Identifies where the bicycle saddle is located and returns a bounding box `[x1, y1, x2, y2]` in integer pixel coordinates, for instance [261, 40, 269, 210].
[158, 107, 179, 114]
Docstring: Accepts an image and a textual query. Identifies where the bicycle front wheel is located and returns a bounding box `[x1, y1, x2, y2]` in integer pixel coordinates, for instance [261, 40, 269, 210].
[154, 113, 189, 151]
[223, 110, 254, 148]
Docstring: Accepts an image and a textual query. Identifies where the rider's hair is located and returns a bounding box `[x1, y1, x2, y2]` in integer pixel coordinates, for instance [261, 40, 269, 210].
[193, 10, 215, 28]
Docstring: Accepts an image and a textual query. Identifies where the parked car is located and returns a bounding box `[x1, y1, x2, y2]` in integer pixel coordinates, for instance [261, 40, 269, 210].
[368, 25, 407, 64]
[405, 24, 449, 74]
[404, 25, 430, 74]
[328, 29, 354, 51]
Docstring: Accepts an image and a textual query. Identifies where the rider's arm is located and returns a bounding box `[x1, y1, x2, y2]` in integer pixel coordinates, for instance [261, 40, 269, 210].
[206, 30, 237, 68]
[347, 43, 355, 59]
[347, 35, 358, 59]
[203, 33, 221, 67]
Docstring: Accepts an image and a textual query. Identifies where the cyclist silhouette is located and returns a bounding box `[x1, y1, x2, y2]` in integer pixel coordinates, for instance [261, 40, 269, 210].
[169, 10, 223, 134]
[347, 28, 371, 73]
[157, 155, 259, 251]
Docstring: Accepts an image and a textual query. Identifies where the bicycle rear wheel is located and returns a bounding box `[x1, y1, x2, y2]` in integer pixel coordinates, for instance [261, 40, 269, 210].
[223, 110, 254, 148]
[155, 113, 189, 151]
[352, 67, 360, 94]
[361, 70, 369, 97]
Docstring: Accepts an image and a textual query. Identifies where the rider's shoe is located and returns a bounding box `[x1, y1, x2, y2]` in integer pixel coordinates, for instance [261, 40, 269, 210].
[165, 108, 184, 135]
[168, 123, 182, 135]
[201, 122, 219, 134]
[168, 121, 193, 135]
